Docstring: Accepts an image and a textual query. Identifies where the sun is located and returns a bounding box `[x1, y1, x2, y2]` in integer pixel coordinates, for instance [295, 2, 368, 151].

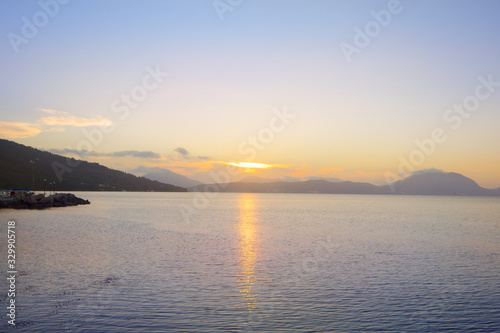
[228, 162, 272, 169]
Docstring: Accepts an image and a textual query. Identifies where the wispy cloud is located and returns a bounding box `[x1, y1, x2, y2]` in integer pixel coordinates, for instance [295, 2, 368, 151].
[39, 108, 62, 115]
[0, 121, 42, 138]
[49, 148, 160, 159]
[169, 147, 210, 162]
[174, 147, 189, 156]
[45, 127, 65, 133]
[39, 108, 113, 127]
[110, 150, 160, 158]
[0, 109, 114, 139]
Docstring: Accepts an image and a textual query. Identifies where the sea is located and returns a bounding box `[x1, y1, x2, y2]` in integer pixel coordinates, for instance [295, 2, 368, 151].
[1, 192, 499, 332]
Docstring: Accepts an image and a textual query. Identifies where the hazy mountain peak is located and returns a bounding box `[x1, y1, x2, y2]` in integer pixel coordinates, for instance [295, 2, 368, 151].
[306, 176, 344, 183]
[394, 171, 487, 195]
[0, 139, 186, 192]
[133, 166, 203, 188]
[410, 168, 446, 176]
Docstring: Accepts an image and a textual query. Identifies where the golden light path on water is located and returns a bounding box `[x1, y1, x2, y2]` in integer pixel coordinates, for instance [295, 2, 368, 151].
[237, 193, 259, 317]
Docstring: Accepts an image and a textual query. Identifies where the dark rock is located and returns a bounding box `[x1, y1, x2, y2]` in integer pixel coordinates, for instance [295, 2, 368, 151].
[34, 194, 44, 201]
[0, 193, 90, 209]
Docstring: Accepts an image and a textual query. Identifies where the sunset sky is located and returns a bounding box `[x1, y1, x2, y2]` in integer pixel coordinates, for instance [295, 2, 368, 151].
[1, 0, 499, 187]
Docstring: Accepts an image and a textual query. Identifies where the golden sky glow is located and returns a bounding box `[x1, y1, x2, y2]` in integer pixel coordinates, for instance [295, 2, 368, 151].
[229, 162, 272, 169]
[2, 2, 500, 188]
[0, 121, 42, 139]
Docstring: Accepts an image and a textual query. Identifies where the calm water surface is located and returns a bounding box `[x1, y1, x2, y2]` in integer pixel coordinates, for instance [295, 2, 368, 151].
[1, 192, 500, 332]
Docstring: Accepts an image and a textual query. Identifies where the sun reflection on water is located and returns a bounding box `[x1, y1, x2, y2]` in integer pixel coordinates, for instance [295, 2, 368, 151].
[238, 193, 259, 314]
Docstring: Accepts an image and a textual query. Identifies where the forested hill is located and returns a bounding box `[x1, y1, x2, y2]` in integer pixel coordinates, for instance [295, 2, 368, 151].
[0, 139, 186, 192]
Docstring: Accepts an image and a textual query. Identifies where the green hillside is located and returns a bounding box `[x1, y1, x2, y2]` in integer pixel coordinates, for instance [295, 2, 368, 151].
[0, 139, 186, 192]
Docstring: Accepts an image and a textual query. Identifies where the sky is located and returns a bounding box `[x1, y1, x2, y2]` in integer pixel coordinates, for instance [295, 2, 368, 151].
[1, 0, 499, 187]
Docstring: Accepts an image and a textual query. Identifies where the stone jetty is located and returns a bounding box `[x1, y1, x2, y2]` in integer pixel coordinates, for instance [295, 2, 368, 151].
[0, 193, 90, 209]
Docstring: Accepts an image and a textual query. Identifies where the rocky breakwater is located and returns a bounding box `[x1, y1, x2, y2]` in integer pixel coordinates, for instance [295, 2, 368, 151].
[0, 193, 90, 209]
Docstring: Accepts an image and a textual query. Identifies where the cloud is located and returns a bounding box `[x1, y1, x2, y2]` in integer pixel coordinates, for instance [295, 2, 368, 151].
[40, 108, 63, 115]
[45, 127, 65, 133]
[0, 109, 112, 139]
[48, 148, 160, 159]
[39, 108, 113, 127]
[167, 147, 210, 161]
[174, 147, 189, 156]
[0, 121, 42, 138]
[48, 148, 95, 157]
[110, 150, 160, 158]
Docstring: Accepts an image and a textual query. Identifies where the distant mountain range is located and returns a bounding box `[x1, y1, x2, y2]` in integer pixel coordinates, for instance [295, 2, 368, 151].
[2, 139, 498, 196]
[133, 166, 203, 188]
[134, 170, 343, 188]
[238, 175, 344, 183]
[0, 139, 186, 192]
[190, 179, 382, 194]
[190, 172, 500, 196]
